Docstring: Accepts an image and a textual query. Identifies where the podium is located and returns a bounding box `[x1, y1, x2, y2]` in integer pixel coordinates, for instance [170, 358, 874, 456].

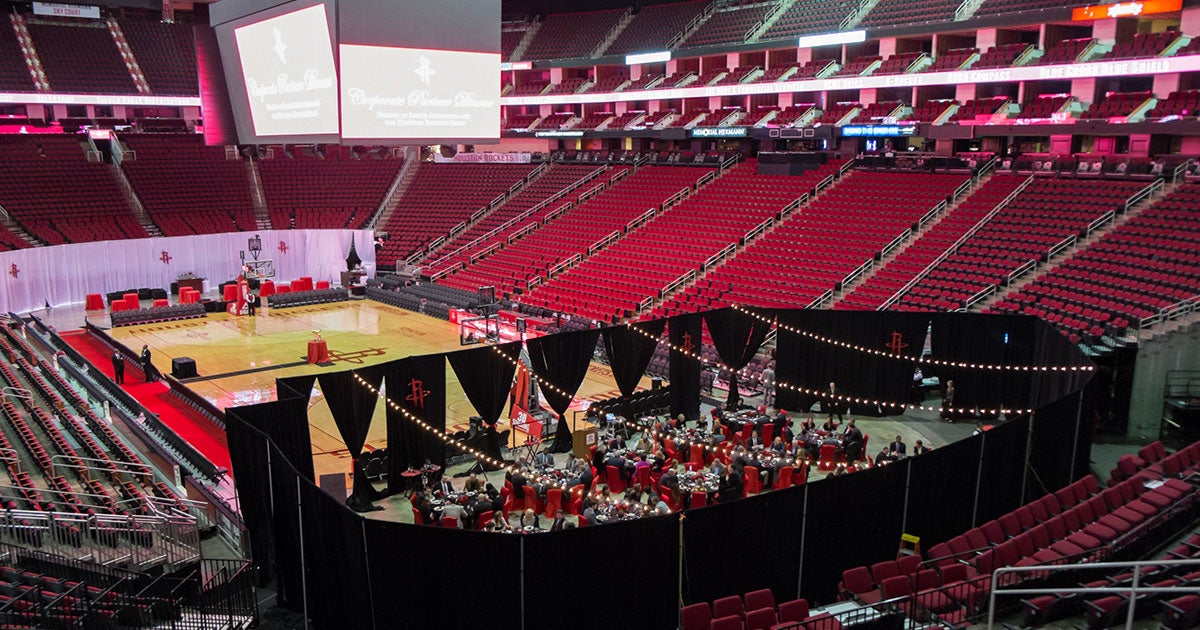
[571, 427, 599, 459]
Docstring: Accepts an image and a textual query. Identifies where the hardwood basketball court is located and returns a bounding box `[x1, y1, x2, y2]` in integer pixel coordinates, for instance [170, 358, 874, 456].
[106, 301, 631, 478]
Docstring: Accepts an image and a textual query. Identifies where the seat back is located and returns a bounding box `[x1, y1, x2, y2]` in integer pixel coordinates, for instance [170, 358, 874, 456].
[544, 488, 563, 518]
[691, 490, 708, 509]
[776, 466, 794, 489]
[440, 516, 458, 528]
[476, 510, 493, 530]
[710, 614, 744, 630]
[777, 599, 809, 623]
[680, 602, 712, 630]
[896, 553, 920, 576]
[743, 466, 761, 495]
[606, 465, 626, 492]
[880, 575, 911, 599]
[713, 595, 744, 620]
[871, 560, 899, 585]
[744, 588, 774, 613]
[744, 607, 775, 630]
[841, 566, 874, 594]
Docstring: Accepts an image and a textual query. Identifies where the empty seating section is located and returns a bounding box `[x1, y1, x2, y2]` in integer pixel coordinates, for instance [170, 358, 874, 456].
[858, 101, 904, 122]
[1037, 38, 1094, 65]
[377, 164, 536, 263]
[118, 19, 197, 95]
[523, 159, 839, 322]
[769, 104, 816, 127]
[0, 136, 144, 245]
[120, 134, 255, 236]
[974, 43, 1032, 68]
[927, 48, 977, 71]
[605, 1, 706, 56]
[501, 29, 525, 61]
[660, 169, 966, 314]
[834, 55, 881, 77]
[1021, 95, 1073, 119]
[258, 147, 403, 230]
[591, 74, 629, 92]
[875, 52, 924, 75]
[655, 72, 695, 89]
[25, 20, 134, 94]
[1107, 31, 1178, 60]
[908, 99, 956, 122]
[839, 175, 1028, 309]
[606, 111, 644, 129]
[993, 183, 1200, 341]
[1080, 91, 1152, 120]
[1148, 90, 1200, 118]
[975, 0, 1091, 17]
[441, 166, 710, 296]
[860, 0, 960, 29]
[576, 112, 615, 128]
[679, 3, 773, 48]
[505, 114, 539, 130]
[545, 78, 587, 95]
[816, 102, 860, 125]
[761, 0, 858, 40]
[522, 9, 626, 61]
[422, 164, 606, 274]
[535, 113, 574, 129]
[0, 18, 35, 91]
[895, 178, 1149, 311]
[950, 96, 1009, 122]
[625, 74, 663, 90]
[510, 82, 548, 96]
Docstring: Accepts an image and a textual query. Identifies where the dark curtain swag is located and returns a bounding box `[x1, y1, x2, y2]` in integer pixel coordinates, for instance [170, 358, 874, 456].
[601, 320, 667, 417]
[704, 307, 772, 410]
[447, 341, 523, 464]
[385, 354, 447, 494]
[669, 313, 704, 421]
[526, 328, 603, 452]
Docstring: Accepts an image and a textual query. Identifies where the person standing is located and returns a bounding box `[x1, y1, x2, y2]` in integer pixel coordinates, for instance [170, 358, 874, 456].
[111, 351, 125, 385]
[246, 292, 259, 317]
[941, 380, 956, 423]
[761, 362, 776, 408]
[825, 382, 844, 423]
[140, 345, 156, 383]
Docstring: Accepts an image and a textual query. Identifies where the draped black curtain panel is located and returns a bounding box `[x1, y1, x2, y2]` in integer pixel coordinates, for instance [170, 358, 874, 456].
[703, 307, 772, 410]
[385, 354, 448, 493]
[317, 364, 386, 501]
[526, 328, 602, 452]
[223, 407, 276, 585]
[276, 374, 317, 406]
[669, 313, 704, 421]
[446, 341, 522, 425]
[601, 319, 666, 418]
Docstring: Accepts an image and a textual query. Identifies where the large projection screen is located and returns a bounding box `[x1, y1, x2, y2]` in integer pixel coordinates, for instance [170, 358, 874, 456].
[213, 0, 340, 144]
[339, 45, 499, 142]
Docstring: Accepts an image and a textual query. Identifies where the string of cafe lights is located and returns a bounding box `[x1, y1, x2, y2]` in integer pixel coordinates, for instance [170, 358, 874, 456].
[621, 319, 1035, 417]
[621, 320, 768, 386]
[351, 372, 521, 475]
[731, 304, 1094, 374]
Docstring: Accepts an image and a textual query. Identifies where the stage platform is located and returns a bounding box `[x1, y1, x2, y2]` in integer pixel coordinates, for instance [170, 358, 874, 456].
[94, 300, 634, 479]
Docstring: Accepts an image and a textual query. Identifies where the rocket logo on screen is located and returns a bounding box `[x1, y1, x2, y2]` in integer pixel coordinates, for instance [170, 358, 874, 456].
[415, 56, 435, 86]
[272, 28, 287, 64]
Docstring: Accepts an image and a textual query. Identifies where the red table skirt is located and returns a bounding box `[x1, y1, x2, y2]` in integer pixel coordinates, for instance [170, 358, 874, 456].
[222, 284, 238, 302]
[152, 299, 169, 308]
[85, 294, 104, 310]
[307, 340, 329, 364]
[259, 280, 276, 297]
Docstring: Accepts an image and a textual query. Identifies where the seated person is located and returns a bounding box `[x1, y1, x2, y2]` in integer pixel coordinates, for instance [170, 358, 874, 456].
[889, 435, 906, 456]
[821, 418, 838, 433]
[746, 429, 764, 450]
[770, 436, 787, 455]
[490, 510, 513, 532]
[912, 440, 930, 455]
[800, 417, 816, 433]
[517, 508, 540, 529]
[462, 473, 484, 493]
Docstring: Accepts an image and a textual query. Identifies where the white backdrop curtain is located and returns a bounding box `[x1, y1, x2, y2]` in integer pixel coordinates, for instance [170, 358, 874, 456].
[0, 229, 376, 314]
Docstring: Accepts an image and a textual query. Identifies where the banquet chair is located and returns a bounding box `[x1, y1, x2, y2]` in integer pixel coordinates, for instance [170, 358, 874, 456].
[744, 589, 775, 613]
[817, 444, 839, 472]
[476, 510, 493, 530]
[440, 516, 458, 529]
[713, 595, 745, 621]
[743, 466, 762, 496]
[738, 424, 754, 444]
[680, 602, 712, 630]
[761, 424, 774, 445]
[523, 485, 543, 515]
[606, 465, 627, 493]
[689, 444, 706, 467]
[635, 466, 651, 488]
[568, 485, 585, 515]
[775, 466, 793, 490]
[662, 487, 684, 512]
[544, 488, 563, 518]
[411, 508, 425, 525]
[691, 490, 708, 509]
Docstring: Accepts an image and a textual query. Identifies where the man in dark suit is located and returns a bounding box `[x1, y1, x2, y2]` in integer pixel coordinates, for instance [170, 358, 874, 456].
[825, 382, 844, 422]
[718, 469, 743, 504]
[889, 435, 906, 456]
[246, 292, 260, 316]
[941, 380, 956, 423]
[842, 419, 863, 463]
[140, 345, 157, 383]
[435, 477, 455, 496]
[110, 351, 124, 385]
[549, 510, 567, 532]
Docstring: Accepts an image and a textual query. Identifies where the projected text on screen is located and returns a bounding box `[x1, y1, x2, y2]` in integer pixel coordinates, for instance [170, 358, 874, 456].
[234, 4, 339, 136]
[339, 45, 500, 140]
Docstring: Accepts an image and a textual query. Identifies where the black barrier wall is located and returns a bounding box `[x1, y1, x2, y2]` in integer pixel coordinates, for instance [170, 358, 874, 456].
[226, 309, 1094, 628]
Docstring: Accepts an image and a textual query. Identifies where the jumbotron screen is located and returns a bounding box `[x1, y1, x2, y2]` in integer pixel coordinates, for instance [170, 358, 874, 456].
[211, 0, 500, 145]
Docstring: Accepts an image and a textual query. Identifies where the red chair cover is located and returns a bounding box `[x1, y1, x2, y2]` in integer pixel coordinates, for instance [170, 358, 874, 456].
[152, 299, 169, 308]
[259, 280, 276, 297]
[315, 280, 330, 290]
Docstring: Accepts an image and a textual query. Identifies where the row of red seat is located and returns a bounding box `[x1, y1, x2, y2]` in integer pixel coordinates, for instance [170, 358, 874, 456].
[682, 591, 842, 630]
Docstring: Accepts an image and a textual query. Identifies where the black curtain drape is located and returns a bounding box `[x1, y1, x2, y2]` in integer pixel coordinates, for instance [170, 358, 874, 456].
[775, 310, 929, 416]
[526, 328, 602, 452]
[268, 450, 304, 607]
[224, 406, 276, 585]
[704, 307, 772, 410]
[297, 475, 372, 630]
[447, 341, 522, 464]
[276, 374, 317, 406]
[601, 319, 667, 417]
[317, 365, 385, 502]
[669, 313, 704, 421]
[903, 435, 983, 548]
[384, 354, 447, 494]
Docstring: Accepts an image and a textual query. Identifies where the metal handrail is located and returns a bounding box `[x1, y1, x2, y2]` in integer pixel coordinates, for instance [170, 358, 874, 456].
[1086, 209, 1115, 235]
[880, 229, 911, 259]
[918, 200, 946, 228]
[1047, 234, 1076, 259]
[626, 208, 657, 232]
[1006, 258, 1038, 285]
[703, 244, 736, 270]
[809, 289, 834, 309]
[1138, 293, 1200, 330]
[588, 231, 620, 255]
[879, 174, 1034, 310]
[659, 270, 696, 299]
[1124, 178, 1162, 212]
[50, 453, 153, 477]
[963, 285, 996, 309]
[986, 558, 1200, 629]
[548, 254, 581, 278]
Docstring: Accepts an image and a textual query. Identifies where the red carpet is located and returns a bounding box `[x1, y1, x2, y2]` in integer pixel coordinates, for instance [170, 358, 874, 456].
[60, 330, 232, 473]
